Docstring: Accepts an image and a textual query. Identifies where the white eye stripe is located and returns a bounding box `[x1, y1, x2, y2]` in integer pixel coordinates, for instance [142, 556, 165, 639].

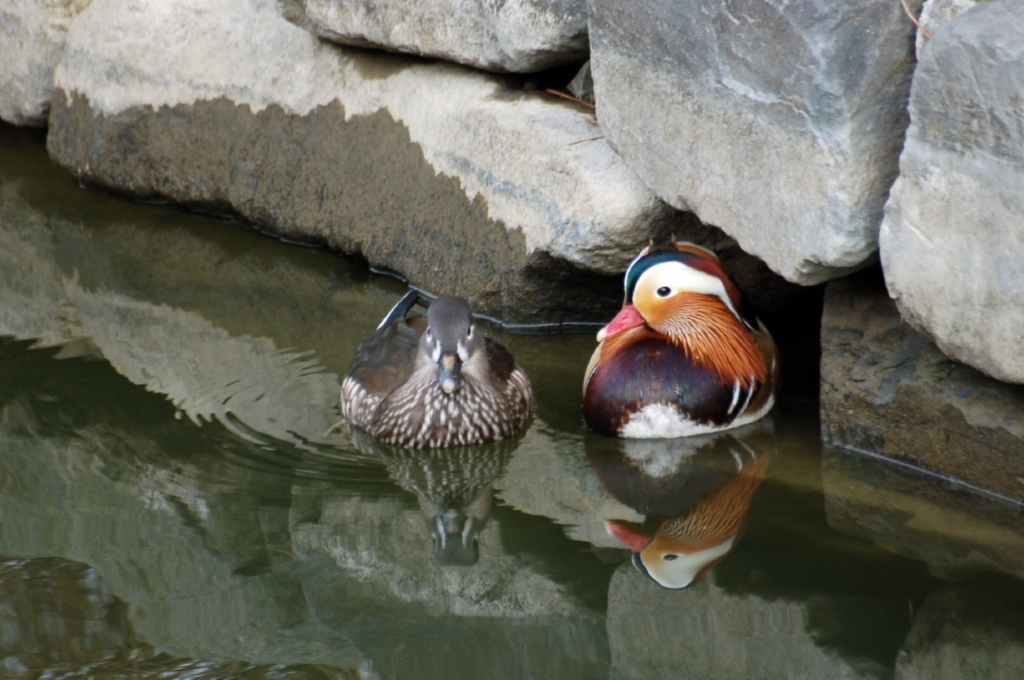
[457, 341, 469, 362]
[623, 247, 652, 294]
[636, 262, 741, 321]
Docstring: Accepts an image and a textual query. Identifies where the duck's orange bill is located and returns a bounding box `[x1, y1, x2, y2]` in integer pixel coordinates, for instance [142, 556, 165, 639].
[604, 519, 652, 552]
[596, 305, 645, 342]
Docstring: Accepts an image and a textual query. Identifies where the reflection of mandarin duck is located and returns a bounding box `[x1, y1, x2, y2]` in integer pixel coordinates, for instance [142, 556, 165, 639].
[588, 432, 772, 589]
[583, 242, 780, 438]
[341, 292, 533, 449]
[350, 428, 518, 566]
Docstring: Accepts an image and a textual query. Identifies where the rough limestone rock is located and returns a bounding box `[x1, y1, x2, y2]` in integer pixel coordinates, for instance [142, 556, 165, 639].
[0, 0, 91, 126]
[820, 269, 1024, 501]
[587, 0, 921, 285]
[896, 586, 1024, 680]
[46, 0, 795, 326]
[283, 0, 588, 73]
[915, 0, 978, 58]
[880, 0, 1024, 384]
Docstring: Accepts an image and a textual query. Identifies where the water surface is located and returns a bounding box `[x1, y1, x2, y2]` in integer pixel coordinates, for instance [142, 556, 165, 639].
[1, 124, 1023, 679]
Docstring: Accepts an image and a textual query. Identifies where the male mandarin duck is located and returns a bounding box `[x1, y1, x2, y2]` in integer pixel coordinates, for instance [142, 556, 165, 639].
[341, 291, 533, 449]
[583, 241, 780, 438]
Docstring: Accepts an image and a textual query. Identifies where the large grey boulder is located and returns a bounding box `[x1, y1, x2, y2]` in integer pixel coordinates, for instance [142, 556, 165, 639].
[47, 0, 790, 325]
[880, 0, 1024, 384]
[587, 0, 921, 285]
[914, 0, 978, 57]
[0, 0, 91, 126]
[820, 269, 1024, 502]
[283, 0, 588, 73]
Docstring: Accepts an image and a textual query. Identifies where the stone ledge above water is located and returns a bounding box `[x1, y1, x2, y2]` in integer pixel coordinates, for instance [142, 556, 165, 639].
[820, 268, 1024, 502]
[283, 0, 589, 73]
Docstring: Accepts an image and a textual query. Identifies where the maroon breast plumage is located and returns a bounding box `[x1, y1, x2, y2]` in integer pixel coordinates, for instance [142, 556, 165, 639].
[583, 242, 780, 438]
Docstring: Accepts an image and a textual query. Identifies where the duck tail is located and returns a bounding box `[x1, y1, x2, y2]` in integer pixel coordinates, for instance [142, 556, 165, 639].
[376, 289, 430, 330]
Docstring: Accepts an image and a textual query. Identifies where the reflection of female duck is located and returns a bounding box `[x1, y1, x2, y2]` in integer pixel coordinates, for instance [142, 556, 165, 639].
[350, 428, 518, 566]
[587, 431, 772, 588]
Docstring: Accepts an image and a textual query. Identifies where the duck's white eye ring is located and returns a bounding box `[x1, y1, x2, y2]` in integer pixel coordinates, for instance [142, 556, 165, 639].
[656, 286, 672, 297]
[467, 325, 474, 339]
[426, 330, 433, 342]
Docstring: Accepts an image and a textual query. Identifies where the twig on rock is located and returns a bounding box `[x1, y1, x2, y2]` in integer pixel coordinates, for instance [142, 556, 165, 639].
[900, 0, 931, 40]
[545, 88, 597, 110]
[569, 135, 605, 146]
[579, 115, 599, 126]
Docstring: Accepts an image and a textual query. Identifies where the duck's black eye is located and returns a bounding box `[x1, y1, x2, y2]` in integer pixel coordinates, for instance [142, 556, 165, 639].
[663, 554, 679, 561]
[467, 325, 474, 338]
[426, 330, 433, 342]
[656, 286, 672, 297]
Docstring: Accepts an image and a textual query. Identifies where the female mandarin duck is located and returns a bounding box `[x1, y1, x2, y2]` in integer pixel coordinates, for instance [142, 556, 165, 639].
[341, 291, 533, 449]
[583, 241, 779, 438]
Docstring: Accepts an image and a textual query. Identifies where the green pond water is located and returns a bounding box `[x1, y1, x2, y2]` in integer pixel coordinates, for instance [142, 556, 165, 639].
[1, 123, 1023, 680]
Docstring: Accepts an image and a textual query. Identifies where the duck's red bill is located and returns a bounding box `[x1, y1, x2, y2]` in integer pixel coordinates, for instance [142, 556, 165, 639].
[597, 305, 644, 341]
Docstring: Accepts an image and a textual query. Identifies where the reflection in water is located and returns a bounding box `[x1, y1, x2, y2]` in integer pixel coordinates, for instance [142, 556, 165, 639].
[0, 556, 369, 680]
[349, 428, 518, 566]
[588, 426, 774, 588]
[4, 125, 1024, 679]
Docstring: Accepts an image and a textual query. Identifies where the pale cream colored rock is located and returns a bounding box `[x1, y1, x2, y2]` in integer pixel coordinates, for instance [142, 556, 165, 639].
[881, 0, 1024, 384]
[0, 0, 91, 126]
[587, 0, 921, 284]
[915, 0, 978, 58]
[289, 0, 589, 73]
[52, 0, 672, 278]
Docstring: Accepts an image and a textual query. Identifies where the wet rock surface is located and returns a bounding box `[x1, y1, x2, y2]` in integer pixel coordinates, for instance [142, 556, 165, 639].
[880, 0, 1024, 384]
[0, 0, 90, 126]
[820, 269, 1024, 501]
[283, 0, 589, 73]
[587, 0, 919, 285]
[43, 0, 799, 326]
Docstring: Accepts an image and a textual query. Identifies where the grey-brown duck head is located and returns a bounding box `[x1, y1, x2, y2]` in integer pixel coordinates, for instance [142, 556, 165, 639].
[422, 297, 484, 395]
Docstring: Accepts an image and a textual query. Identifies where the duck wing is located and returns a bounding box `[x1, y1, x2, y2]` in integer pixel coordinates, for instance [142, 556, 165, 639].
[483, 336, 534, 415]
[342, 295, 427, 428]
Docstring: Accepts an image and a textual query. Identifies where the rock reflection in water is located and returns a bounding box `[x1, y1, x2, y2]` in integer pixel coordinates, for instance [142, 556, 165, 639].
[0, 556, 367, 680]
[587, 425, 775, 589]
[348, 428, 518, 567]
